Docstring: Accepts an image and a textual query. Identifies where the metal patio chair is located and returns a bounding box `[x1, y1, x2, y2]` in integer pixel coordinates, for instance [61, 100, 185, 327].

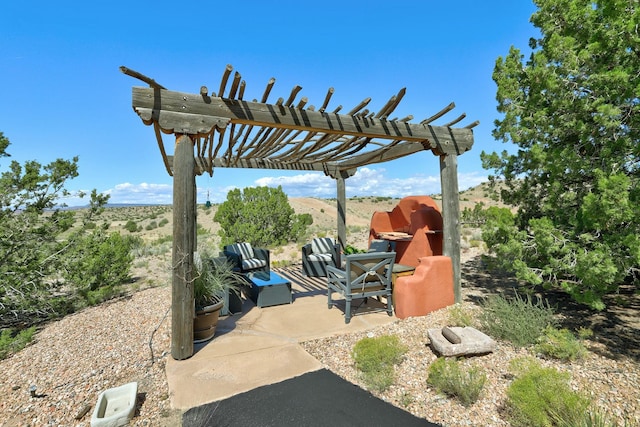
[326, 251, 395, 323]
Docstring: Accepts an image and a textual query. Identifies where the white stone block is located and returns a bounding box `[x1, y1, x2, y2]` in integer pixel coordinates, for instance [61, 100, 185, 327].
[90, 382, 138, 427]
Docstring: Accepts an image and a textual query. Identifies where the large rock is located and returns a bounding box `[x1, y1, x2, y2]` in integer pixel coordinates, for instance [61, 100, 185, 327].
[427, 327, 496, 357]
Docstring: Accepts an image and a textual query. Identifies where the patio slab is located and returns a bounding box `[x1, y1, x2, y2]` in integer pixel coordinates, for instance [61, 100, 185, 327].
[166, 267, 398, 410]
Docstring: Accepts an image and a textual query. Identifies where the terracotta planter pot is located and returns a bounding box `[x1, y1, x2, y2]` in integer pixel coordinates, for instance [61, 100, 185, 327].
[193, 299, 224, 343]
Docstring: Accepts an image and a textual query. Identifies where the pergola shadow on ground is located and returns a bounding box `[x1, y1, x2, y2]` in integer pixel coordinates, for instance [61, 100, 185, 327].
[122, 64, 477, 359]
[205, 266, 391, 345]
[461, 255, 640, 362]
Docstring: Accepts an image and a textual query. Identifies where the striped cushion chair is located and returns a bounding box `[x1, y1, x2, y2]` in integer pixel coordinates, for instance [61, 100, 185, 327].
[302, 237, 341, 277]
[223, 242, 270, 273]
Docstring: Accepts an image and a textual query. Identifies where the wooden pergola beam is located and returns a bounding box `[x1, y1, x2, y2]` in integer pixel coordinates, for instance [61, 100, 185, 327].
[132, 87, 474, 156]
[167, 140, 430, 174]
[168, 155, 329, 173]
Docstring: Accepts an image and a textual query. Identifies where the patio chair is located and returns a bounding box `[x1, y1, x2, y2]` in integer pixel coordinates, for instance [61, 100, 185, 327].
[223, 242, 270, 274]
[326, 251, 396, 323]
[301, 237, 341, 277]
[368, 239, 393, 252]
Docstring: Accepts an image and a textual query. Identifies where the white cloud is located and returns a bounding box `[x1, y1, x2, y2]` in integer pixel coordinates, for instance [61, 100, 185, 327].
[347, 168, 441, 197]
[199, 184, 240, 204]
[256, 173, 335, 198]
[457, 171, 490, 192]
[104, 182, 173, 205]
[253, 167, 488, 199]
[89, 169, 489, 207]
[55, 191, 92, 207]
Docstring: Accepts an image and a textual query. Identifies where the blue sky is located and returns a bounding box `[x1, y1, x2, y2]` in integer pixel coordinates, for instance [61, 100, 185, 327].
[1, 1, 537, 206]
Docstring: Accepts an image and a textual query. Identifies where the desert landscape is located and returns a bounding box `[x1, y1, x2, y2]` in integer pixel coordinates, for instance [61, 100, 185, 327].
[0, 186, 638, 426]
[105, 185, 494, 282]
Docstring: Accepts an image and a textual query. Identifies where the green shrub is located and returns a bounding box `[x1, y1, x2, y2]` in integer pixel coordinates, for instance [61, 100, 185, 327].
[507, 358, 590, 427]
[159, 218, 169, 227]
[154, 235, 173, 245]
[291, 213, 313, 242]
[469, 239, 484, 248]
[145, 221, 158, 231]
[461, 202, 487, 225]
[535, 326, 587, 361]
[577, 327, 594, 340]
[347, 225, 366, 234]
[479, 293, 557, 347]
[134, 235, 172, 257]
[124, 220, 138, 233]
[447, 304, 475, 327]
[427, 358, 486, 407]
[399, 392, 414, 408]
[0, 327, 36, 360]
[83, 285, 122, 306]
[552, 408, 631, 427]
[344, 245, 365, 255]
[63, 230, 135, 294]
[196, 223, 208, 235]
[272, 259, 294, 268]
[215, 186, 309, 247]
[352, 335, 407, 392]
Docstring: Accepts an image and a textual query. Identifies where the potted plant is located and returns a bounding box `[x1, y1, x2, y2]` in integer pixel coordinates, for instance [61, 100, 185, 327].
[193, 252, 244, 343]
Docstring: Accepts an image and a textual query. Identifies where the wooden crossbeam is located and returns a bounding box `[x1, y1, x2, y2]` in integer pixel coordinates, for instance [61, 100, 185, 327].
[166, 155, 328, 174]
[131, 87, 474, 155]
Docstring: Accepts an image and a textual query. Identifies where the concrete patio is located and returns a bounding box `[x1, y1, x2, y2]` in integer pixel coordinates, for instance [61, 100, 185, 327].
[165, 267, 398, 410]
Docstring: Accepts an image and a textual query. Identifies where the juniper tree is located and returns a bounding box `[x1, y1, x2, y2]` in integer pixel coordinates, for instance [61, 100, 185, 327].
[214, 185, 311, 248]
[0, 132, 130, 328]
[482, 0, 639, 309]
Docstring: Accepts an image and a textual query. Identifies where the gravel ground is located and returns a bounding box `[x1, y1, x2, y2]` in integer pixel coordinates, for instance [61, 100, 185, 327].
[301, 305, 640, 427]
[1, 252, 638, 426]
[0, 286, 179, 427]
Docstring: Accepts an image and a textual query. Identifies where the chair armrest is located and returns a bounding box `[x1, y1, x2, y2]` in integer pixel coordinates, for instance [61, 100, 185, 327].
[223, 249, 242, 268]
[331, 243, 342, 266]
[302, 244, 312, 257]
[254, 247, 269, 260]
[253, 247, 270, 271]
[326, 265, 346, 280]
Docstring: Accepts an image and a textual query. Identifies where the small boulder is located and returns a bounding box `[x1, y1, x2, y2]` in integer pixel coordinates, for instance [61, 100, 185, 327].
[427, 327, 496, 357]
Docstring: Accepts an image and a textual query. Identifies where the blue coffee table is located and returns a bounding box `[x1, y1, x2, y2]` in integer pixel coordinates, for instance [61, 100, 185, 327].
[245, 271, 292, 308]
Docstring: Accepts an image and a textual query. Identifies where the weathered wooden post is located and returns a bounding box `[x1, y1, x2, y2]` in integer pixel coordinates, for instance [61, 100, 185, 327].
[439, 153, 461, 303]
[330, 168, 356, 252]
[336, 174, 347, 252]
[171, 134, 196, 360]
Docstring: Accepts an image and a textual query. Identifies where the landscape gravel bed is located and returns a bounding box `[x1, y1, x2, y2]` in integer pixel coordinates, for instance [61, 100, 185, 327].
[0, 286, 178, 427]
[1, 245, 638, 426]
[301, 305, 640, 426]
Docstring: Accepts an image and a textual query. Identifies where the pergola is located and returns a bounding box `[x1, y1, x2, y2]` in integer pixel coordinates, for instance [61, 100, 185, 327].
[121, 65, 477, 360]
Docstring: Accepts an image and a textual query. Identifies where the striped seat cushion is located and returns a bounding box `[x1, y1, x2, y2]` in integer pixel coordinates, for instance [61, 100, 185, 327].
[242, 257, 267, 270]
[231, 242, 255, 259]
[308, 253, 333, 262]
[311, 238, 334, 255]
